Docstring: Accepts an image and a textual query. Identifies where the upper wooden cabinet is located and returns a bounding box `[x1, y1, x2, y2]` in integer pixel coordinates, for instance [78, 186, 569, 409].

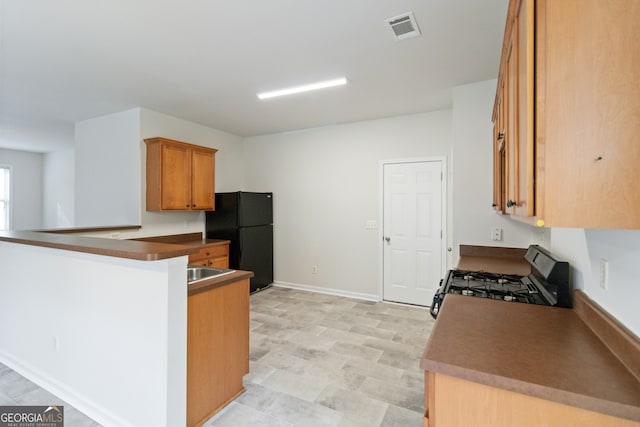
[492, 0, 640, 229]
[145, 137, 217, 211]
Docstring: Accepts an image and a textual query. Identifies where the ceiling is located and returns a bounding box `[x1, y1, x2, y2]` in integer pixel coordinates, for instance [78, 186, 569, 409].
[0, 0, 507, 153]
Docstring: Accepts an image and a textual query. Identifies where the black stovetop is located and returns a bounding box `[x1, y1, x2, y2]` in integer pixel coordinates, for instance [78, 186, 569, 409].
[430, 245, 571, 319]
[445, 269, 546, 304]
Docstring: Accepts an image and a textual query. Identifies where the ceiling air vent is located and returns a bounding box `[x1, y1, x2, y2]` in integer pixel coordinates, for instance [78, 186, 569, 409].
[386, 12, 421, 41]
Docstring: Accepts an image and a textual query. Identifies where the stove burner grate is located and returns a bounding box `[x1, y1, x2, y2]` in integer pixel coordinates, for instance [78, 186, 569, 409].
[445, 269, 542, 305]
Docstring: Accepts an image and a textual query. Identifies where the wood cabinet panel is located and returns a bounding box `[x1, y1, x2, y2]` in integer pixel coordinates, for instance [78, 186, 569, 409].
[209, 256, 229, 269]
[430, 374, 639, 427]
[515, 0, 534, 217]
[537, 0, 640, 228]
[492, 0, 640, 229]
[145, 137, 217, 212]
[505, 34, 517, 215]
[191, 148, 215, 210]
[492, 81, 507, 213]
[161, 143, 191, 210]
[187, 278, 249, 426]
[188, 243, 229, 268]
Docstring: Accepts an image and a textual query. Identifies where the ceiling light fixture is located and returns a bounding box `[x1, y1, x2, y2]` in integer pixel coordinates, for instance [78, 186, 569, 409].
[257, 77, 348, 100]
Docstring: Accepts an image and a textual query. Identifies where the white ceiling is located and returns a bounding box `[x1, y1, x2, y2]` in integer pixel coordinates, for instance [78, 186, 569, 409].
[0, 0, 507, 153]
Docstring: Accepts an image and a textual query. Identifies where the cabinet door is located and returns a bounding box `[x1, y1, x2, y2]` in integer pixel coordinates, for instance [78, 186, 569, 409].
[514, 0, 535, 217]
[538, 0, 640, 228]
[187, 278, 249, 426]
[209, 256, 229, 269]
[188, 259, 209, 267]
[492, 123, 501, 211]
[493, 91, 506, 213]
[191, 148, 215, 211]
[504, 33, 518, 215]
[432, 373, 638, 427]
[161, 143, 192, 210]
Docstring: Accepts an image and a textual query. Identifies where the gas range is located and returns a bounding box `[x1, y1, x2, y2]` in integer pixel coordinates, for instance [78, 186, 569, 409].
[430, 245, 571, 319]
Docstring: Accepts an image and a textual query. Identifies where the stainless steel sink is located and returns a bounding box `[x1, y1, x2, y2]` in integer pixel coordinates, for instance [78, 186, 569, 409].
[187, 266, 235, 284]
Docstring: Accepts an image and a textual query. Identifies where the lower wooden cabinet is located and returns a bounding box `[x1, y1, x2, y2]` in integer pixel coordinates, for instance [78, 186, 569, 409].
[187, 278, 249, 427]
[188, 243, 229, 268]
[425, 373, 639, 427]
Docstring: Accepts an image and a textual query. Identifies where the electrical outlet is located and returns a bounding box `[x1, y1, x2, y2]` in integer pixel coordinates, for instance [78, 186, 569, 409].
[599, 259, 609, 290]
[491, 227, 503, 241]
[311, 265, 318, 274]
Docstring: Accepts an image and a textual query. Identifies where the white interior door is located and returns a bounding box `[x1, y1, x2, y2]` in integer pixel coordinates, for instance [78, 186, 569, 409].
[383, 160, 443, 306]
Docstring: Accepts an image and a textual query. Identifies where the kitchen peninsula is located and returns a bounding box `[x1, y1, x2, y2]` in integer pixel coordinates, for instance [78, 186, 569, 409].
[421, 246, 640, 427]
[0, 229, 251, 427]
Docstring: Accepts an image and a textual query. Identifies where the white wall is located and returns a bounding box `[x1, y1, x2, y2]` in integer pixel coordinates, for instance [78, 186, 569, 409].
[550, 228, 640, 336]
[74, 108, 141, 227]
[43, 149, 75, 228]
[243, 111, 452, 298]
[0, 241, 187, 427]
[0, 148, 43, 230]
[130, 108, 245, 238]
[450, 80, 537, 264]
[449, 79, 639, 336]
[72, 107, 245, 239]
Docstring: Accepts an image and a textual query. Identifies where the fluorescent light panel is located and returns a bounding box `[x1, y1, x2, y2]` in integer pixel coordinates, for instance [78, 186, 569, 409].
[257, 77, 347, 100]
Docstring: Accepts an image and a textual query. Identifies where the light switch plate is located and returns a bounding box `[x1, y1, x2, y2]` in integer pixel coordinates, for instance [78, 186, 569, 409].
[366, 220, 377, 230]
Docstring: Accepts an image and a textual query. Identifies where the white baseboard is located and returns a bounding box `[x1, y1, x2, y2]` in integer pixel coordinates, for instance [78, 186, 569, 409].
[272, 281, 380, 302]
[0, 350, 136, 427]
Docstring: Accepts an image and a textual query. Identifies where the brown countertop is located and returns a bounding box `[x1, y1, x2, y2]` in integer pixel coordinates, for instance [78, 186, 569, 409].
[33, 225, 142, 234]
[174, 239, 231, 249]
[0, 230, 198, 261]
[130, 232, 230, 249]
[188, 269, 254, 296]
[457, 244, 530, 275]
[420, 294, 640, 422]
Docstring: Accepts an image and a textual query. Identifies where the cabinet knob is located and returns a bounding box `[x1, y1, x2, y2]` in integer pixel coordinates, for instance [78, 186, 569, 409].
[186, 204, 190, 208]
[506, 200, 517, 208]
[497, 132, 505, 140]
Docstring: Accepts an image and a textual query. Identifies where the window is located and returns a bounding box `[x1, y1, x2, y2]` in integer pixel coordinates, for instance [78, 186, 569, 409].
[0, 166, 10, 231]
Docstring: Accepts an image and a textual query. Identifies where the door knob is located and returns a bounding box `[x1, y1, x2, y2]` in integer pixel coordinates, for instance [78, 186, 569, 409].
[384, 236, 391, 242]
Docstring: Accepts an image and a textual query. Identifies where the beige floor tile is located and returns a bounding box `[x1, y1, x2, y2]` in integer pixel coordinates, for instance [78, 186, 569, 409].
[316, 385, 388, 426]
[260, 369, 330, 402]
[0, 287, 433, 427]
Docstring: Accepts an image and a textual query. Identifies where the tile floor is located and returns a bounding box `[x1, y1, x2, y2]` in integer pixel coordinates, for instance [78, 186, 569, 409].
[0, 286, 435, 427]
[0, 363, 101, 426]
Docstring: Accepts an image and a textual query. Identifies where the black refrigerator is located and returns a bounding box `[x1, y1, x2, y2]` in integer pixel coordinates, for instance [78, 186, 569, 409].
[205, 191, 273, 293]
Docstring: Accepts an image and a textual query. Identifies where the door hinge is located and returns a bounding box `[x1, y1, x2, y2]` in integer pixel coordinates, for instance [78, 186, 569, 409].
[440, 230, 443, 239]
[441, 172, 443, 181]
